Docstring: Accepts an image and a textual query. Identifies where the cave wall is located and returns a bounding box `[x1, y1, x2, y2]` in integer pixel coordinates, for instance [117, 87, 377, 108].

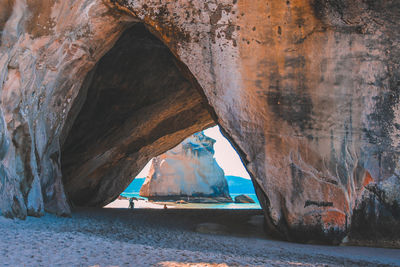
[0, 0, 399, 246]
[0, 0, 133, 218]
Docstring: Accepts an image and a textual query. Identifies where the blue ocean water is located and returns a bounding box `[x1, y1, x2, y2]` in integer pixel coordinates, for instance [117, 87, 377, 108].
[121, 176, 262, 209]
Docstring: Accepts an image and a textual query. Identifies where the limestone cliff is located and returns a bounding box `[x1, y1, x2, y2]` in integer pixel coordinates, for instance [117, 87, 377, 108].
[0, 0, 399, 246]
[140, 132, 231, 202]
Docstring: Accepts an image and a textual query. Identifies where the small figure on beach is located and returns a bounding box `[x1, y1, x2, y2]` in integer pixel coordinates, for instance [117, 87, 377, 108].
[129, 198, 135, 209]
[164, 204, 168, 209]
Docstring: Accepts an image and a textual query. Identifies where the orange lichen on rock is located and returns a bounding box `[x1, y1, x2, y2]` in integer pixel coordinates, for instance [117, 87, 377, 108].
[363, 171, 374, 187]
[321, 210, 347, 229]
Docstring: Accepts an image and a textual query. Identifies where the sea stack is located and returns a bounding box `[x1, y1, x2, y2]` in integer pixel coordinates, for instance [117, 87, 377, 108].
[140, 132, 232, 203]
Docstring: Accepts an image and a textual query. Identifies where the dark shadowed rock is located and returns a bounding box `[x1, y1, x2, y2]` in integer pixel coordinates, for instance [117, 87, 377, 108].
[234, 194, 255, 204]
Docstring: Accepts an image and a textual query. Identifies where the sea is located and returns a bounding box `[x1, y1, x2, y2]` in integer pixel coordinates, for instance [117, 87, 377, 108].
[120, 192, 262, 210]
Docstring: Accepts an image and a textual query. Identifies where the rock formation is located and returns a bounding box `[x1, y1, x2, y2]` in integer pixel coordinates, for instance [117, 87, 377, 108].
[140, 132, 231, 202]
[61, 24, 214, 207]
[234, 195, 255, 204]
[0, 0, 399, 246]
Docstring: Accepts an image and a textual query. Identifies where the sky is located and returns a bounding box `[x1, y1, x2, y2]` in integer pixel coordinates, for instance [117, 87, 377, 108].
[136, 125, 251, 179]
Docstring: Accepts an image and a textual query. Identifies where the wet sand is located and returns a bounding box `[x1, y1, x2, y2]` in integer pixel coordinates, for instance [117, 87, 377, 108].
[0, 208, 399, 266]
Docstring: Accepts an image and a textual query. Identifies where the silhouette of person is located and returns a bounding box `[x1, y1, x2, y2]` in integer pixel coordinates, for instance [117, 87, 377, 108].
[129, 198, 135, 209]
[164, 204, 168, 209]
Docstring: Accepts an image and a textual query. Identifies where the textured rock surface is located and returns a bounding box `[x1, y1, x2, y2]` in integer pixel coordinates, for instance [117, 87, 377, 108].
[0, 0, 399, 245]
[140, 132, 231, 202]
[0, 0, 128, 218]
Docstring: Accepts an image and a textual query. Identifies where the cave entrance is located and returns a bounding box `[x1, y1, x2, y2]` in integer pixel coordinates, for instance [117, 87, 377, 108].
[60, 23, 215, 208]
[108, 125, 261, 210]
[59, 22, 265, 238]
[60, 22, 262, 219]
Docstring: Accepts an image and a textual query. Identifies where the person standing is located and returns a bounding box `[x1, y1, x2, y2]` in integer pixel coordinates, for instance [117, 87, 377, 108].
[129, 198, 135, 209]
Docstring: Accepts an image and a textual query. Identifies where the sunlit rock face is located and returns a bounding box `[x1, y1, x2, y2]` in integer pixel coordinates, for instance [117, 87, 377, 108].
[0, 0, 399, 245]
[140, 132, 231, 202]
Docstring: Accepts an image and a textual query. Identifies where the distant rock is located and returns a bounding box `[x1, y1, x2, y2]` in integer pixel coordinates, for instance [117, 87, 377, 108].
[234, 195, 255, 204]
[140, 132, 232, 202]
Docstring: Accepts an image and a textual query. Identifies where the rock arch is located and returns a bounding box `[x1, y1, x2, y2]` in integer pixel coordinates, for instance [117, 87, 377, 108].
[61, 23, 215, 207]
[0, 0, 399, 245]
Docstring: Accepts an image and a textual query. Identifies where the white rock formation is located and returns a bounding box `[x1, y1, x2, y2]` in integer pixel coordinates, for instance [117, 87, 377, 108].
[140, 132, 231, 202]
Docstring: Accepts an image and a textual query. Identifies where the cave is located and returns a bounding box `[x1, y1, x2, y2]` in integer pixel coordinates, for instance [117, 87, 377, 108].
[61, 23, 217, 208]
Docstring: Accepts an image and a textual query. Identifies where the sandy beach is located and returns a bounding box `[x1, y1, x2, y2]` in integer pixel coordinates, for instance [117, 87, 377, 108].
[105, 199, 261, 210]
[1, 207, 399, 267]
[106, 199, 166, 209]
